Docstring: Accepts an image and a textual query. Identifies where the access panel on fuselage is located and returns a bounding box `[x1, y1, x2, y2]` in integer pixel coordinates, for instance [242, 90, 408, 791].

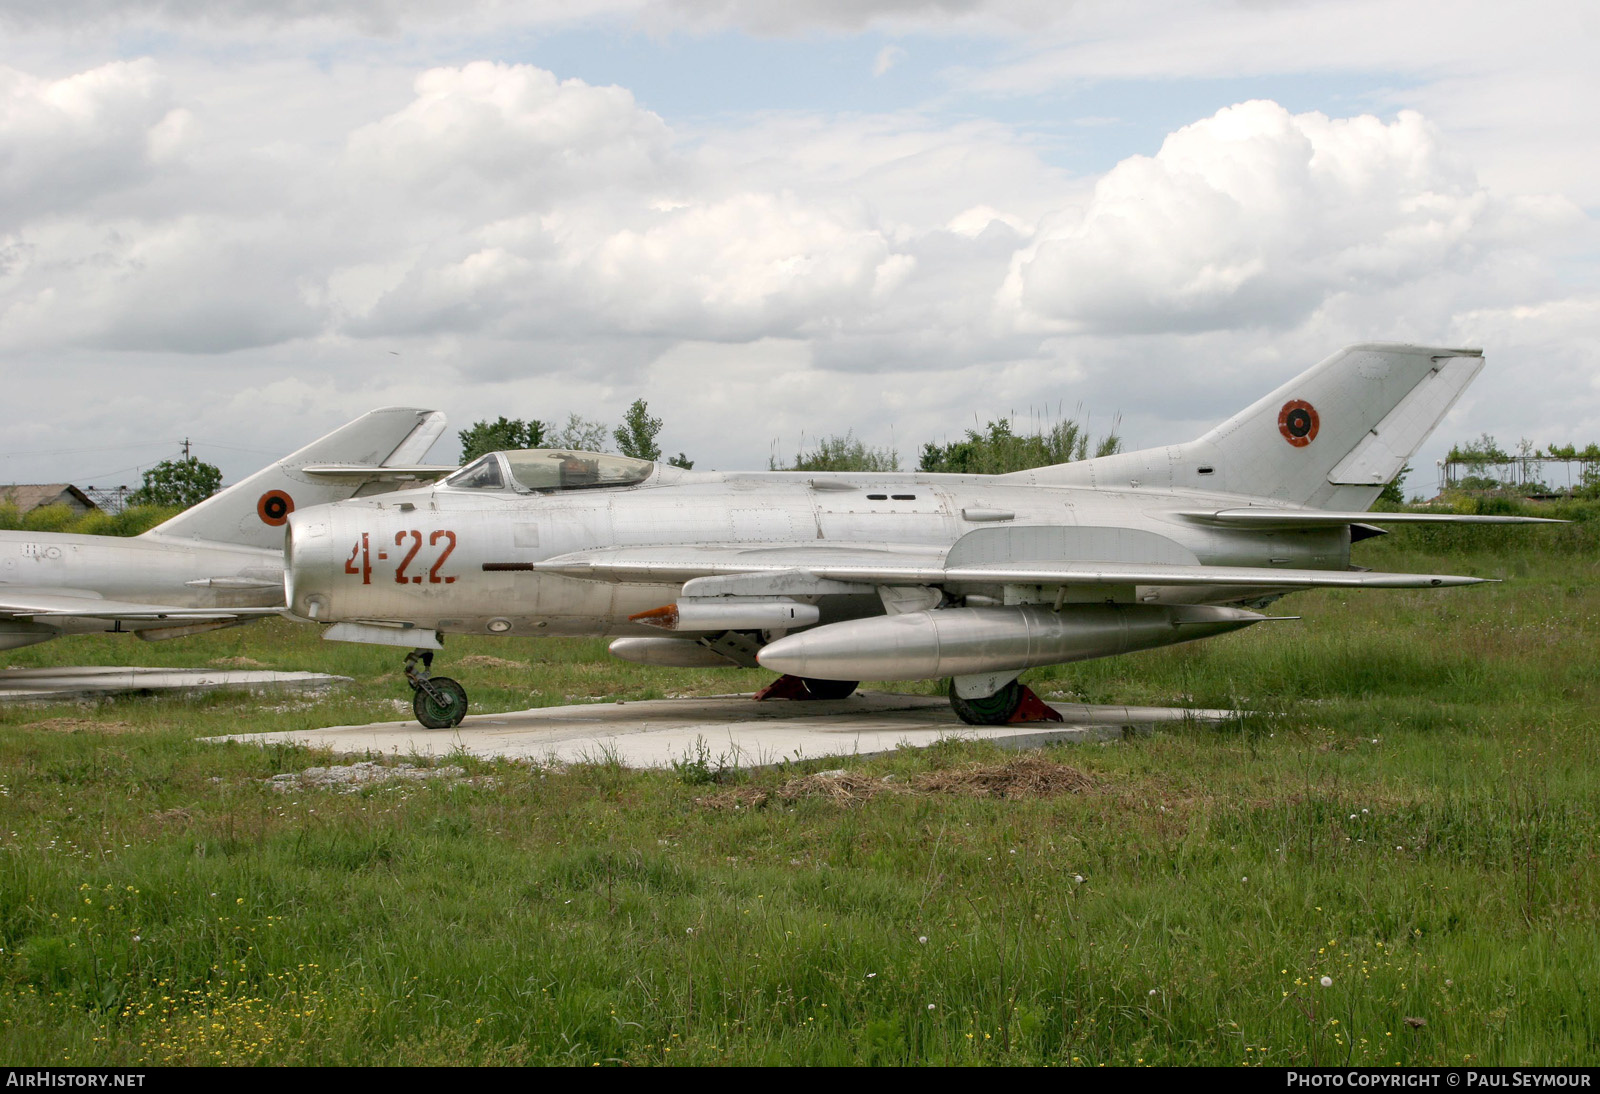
[812, 489, 956, 545]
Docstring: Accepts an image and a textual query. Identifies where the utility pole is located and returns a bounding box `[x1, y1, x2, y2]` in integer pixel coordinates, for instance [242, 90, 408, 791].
[181, 438, 192, 459]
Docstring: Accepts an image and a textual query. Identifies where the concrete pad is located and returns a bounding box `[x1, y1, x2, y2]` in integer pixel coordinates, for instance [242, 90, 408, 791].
[210, 692, 1240, 768]
[0, 666, 351, 703]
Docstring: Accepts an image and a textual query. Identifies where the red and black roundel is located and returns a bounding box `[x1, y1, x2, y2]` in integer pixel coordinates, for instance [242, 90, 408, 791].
[257, 490, 295, 526]
[1278, 400, 1319, 447]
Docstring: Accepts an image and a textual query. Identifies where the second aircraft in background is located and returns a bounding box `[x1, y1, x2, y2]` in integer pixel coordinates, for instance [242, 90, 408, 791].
[0, 409, 451, 650]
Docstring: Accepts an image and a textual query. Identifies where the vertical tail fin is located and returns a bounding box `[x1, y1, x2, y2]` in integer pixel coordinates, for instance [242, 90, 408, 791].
[142, 407, 447, 549]
[1004, 344, 1483, 509]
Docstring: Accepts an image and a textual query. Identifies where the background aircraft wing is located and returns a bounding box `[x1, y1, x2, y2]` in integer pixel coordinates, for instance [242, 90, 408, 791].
[0, 590, 285, 621]
[531, 544, 1486, 590]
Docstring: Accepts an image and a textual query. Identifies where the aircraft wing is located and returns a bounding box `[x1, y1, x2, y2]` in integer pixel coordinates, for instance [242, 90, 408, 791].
[1176, 508, 1561, 528]
[0, 590, 285, 622]
[531, 545, 1487, 590]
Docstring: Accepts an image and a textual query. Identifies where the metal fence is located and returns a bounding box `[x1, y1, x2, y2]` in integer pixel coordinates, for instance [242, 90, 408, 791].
[1440, 456, 1600, 496]
[82, 485, 136, 514]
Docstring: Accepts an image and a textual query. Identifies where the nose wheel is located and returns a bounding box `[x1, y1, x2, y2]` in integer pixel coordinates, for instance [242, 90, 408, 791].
[405, 649, 469, 729]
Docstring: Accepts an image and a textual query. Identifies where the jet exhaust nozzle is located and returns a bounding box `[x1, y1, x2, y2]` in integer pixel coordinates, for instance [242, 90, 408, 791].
[756, 603, 1266, 682]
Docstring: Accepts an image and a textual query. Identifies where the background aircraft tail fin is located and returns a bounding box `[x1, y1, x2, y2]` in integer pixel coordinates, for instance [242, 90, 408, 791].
[1004, 344, 1483, 509]
[142, 408, 447, 550]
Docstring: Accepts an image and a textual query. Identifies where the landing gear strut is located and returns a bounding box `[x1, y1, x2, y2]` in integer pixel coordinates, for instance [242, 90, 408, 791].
[406, 649, 469, 729]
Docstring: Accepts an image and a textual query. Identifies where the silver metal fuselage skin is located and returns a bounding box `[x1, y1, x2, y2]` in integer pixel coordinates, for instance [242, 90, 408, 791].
[0, 406, 450, 650]
[0, 531, 283, 645]
[284, 465, 1350, 639]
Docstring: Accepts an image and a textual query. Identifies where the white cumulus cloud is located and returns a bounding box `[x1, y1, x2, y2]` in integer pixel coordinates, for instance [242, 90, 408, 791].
[0, 46, 1592, 481]
[0, 60, 176, 229]
[1003, 101, 1579, 336]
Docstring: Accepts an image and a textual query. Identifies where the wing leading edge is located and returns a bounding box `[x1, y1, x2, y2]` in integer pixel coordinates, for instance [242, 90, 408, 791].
[530, 545, 1486, 591]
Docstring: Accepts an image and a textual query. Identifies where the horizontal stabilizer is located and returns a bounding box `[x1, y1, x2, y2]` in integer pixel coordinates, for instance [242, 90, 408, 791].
[300, 464, 456, 482]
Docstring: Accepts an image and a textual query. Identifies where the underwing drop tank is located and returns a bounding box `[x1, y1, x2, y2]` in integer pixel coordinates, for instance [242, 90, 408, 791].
[755, 604, 1266, 682]
[608, 636, 742, 668]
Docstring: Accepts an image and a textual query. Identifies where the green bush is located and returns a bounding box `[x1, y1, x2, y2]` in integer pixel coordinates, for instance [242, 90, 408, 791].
[18, 503, 79, 533]
[0, 502, 177, 537]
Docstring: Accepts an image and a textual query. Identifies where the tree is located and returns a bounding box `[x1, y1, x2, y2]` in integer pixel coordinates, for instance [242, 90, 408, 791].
[128, 456, 223, 510]
[1446, 433, 1509, 463]
[614, 399, 664, 462]
[550, 413, 610, 452]
[458, 417, 546, 464]
[773, 431, 899, 472]
[919, 415, 1121, 475]
[667, 453, 695, 469]
[1378, 464, 1411, 506]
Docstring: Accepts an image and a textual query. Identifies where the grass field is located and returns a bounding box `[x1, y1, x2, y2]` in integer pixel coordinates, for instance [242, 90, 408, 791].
[1, 520, 1597, 1065]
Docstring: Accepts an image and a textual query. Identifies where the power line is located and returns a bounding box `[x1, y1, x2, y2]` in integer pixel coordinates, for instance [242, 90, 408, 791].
[0, 441, 172, 459]
[0, 437, 280, 461]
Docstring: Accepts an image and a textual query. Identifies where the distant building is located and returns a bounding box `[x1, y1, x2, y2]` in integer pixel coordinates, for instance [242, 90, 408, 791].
[0, 484, 100, 515]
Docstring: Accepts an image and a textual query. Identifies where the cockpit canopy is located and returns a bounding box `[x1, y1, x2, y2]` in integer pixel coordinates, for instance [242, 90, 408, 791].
[443, 449, 655, 493]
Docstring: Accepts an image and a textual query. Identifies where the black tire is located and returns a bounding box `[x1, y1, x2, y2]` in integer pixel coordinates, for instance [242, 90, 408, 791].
[414, 676, 469, 729]
[801, 677, 859, 700]
[948, 678, 1023, 725]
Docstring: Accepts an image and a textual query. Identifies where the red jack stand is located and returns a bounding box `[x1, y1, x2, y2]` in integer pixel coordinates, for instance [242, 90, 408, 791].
[754, 675, 858, 701]
[754, 674, 812, 701]
[1007, 684, 1064, 724]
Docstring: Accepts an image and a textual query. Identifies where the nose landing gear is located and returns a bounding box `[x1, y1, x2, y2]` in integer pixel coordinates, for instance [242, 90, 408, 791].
[405, 648, 469, 729]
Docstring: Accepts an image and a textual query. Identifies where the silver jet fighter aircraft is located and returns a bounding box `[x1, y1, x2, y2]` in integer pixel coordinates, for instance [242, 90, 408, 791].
[283, 344, 1551, 728]
[0, 408, 449, 650]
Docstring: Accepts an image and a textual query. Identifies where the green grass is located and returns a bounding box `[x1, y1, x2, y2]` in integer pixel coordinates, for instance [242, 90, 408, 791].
[1, 530, 1598, 1065]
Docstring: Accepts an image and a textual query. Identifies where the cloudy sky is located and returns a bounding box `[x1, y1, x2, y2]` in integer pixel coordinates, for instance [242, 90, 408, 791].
[2, 0, 1596, 494]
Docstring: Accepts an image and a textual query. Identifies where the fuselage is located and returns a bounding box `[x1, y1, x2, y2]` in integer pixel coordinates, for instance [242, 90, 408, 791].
[285, 461, 1351, 639]
[0, 530, 282, 645]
